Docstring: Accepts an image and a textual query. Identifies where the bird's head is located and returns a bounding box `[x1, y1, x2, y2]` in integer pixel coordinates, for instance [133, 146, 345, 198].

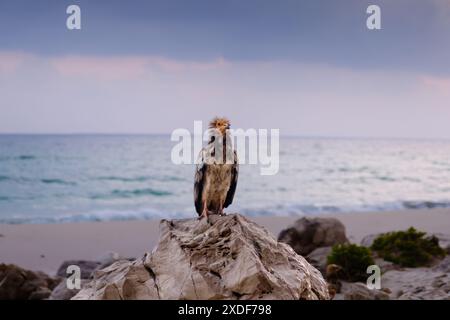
[209, 117, 230, 136]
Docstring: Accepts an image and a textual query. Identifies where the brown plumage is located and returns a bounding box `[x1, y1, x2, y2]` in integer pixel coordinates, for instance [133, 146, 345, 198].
[194, 117, 239, 220]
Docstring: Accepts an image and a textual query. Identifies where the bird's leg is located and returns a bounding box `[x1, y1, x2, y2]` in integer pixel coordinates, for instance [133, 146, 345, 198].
[218, 198, 226, 216]
[199, 199, 209, 221]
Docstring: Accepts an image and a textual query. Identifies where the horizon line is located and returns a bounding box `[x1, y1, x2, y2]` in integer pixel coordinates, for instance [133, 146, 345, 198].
[0, 132, 449, 142]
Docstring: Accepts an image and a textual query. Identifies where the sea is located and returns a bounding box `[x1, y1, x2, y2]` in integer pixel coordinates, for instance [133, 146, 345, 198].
[1, 134, 450, 224]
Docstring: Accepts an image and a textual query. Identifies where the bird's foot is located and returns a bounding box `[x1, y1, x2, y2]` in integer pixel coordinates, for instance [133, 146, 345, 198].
[198, 210, 209, 221]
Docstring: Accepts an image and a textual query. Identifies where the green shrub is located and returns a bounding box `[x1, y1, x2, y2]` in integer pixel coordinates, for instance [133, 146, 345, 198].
[371, 227, 446, 267]
[327, 244, 375, 282]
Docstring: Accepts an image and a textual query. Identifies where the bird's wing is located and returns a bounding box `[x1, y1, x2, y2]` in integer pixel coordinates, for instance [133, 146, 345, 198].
[194, 148, 207, 215]
[224, 150, 239, 208]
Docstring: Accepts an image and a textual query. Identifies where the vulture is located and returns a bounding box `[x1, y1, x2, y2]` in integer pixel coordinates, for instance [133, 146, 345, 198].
[194, 117, 239, 220]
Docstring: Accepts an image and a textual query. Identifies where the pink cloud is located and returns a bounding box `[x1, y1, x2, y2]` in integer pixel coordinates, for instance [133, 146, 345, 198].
[50, 55, 229, 80]
[422, 75, 450, 93]
[50, 56, 150, 80]
[0, 52, 32, 73]
[149, 56, 229, 72]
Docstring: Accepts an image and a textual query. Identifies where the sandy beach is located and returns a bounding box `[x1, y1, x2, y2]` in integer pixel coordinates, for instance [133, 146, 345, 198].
[1, 208, 449, 275]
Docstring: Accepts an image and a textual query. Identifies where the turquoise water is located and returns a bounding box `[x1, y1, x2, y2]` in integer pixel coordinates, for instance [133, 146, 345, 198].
[1, 134, 450, 223]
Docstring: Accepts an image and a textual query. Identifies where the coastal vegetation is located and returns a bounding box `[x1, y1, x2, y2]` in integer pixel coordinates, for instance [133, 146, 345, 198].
[371, 227, 446, 267]
[327, 244, 375, 282]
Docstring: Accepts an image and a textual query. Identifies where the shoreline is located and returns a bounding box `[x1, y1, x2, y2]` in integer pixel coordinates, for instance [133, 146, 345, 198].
[1, 208, 449, 275]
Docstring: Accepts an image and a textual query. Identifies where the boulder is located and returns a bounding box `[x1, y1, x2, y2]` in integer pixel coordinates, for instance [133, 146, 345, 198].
[49, 279, 89, 300]
[56, 252, 133, 282]
[306, 246, 332, 275]
[433, 233, 450, 254]
[278, 217, 349, 256]
[29, 287, 53, 300]
[336, 282, 390, 300]
[373, 257, 400, 273]
[50, 252, 133, 299]
[56, 260, 101, 279]
[360, 234, 379, 248]
[73, 214, 330, 300]
[0, 264, 61, 300]
[96, 251, 134, 270]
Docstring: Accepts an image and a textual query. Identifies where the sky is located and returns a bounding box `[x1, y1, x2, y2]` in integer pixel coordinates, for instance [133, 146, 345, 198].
[1, 0, 450, 138]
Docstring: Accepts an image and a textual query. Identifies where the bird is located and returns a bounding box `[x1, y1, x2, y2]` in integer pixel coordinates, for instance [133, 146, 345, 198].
[194, 117, 239, 220]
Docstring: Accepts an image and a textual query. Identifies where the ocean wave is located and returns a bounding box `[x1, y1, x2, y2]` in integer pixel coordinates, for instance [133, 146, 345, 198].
[0, 208, 187, 224]
[0, 176, 75, 185]
[41, 179, 76, 186]
[402, 200, 450, 209]
[96, 176, 151, 182]
[16, 155, 36, 160]
[96, 175, 185, 183]
[2, 199, 450, 224]
[238, 200, 450, 217]
[91, 188, 172, 199]
[0, 155, 36, 161]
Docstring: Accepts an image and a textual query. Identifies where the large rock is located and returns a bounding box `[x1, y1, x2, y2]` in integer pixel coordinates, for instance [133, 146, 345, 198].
[51, 252, 133, 300]
[56, 252, 131, 281]
[306, 246, 332, 275]
[49, 279, 89, 300]
[278, 217, 349, 256]
[433, 233, 450, 254]
[73, 214, 330, 300]
[0, 264, 61, 300]
[360, 234, 379, 248]
[57, 260, 101, 279]
[335, 282, 390, 300]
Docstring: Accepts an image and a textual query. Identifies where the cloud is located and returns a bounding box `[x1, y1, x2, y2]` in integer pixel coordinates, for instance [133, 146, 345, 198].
[49, 55, 229, 80]
[1, 51, 450, 138]
[50, 56, 149, 80]
[0, 52, 32, 73]
[422, 75, 450, 94]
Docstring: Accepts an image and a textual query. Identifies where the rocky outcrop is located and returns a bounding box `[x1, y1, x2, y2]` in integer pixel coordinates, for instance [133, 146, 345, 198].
[329, 240, 450, 300]
[306, 246, 332, 275]
[49, 279, 90, 300]
[56, 260, 101, 279]
[73, 214, 330, 300]
[334, 282, 390, 300]
[0, 264, 61, 300]
[433, 233, 450, 254]
[382, 256, 450, 300]
[360, 234, 379, 248]
[56, 252, 130, 280]
[278, 217, 349, 256]
[50, 252, 133, 300]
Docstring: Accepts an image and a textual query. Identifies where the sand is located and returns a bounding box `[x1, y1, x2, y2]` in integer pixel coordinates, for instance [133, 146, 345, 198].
[1, 208, 449, 275]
